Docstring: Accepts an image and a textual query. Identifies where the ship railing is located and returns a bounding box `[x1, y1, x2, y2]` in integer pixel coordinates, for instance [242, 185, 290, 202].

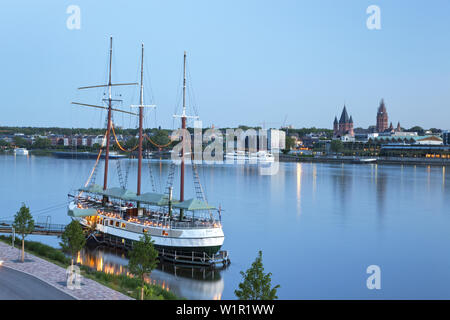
[160, 248, 229, 266]
[87, 204, 221, 230]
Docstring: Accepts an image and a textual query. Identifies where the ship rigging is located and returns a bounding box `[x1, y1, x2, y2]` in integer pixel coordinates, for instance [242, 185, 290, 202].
[68, 37, 229, 267]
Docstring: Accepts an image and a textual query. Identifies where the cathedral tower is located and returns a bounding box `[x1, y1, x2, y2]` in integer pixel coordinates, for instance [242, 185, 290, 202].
[376, 99, 388, 132]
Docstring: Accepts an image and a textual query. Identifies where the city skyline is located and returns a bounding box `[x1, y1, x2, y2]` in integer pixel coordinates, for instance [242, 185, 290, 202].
[1, 1, 450, 130]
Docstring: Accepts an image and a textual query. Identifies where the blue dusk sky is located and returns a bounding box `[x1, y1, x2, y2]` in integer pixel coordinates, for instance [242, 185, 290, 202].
[1, 0, 450, 130]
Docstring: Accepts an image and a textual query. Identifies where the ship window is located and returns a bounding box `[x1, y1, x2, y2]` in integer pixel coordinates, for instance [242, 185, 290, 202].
[109, 220, 113, 226]
[121, 222, 126, 228]
[115, 221, 119, 227]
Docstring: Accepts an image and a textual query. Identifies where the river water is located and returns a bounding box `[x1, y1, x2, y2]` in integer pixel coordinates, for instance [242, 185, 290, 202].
[1, 154, 450, 299]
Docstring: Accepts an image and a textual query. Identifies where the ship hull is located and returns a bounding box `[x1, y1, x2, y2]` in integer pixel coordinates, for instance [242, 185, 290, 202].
[69, 202, 224, 256]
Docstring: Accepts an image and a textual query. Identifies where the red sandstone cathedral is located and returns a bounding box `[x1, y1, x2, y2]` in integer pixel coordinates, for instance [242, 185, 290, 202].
[333, 99, 401, 138]
[376, 99, 401, 133]
[333, 105, 354, 137]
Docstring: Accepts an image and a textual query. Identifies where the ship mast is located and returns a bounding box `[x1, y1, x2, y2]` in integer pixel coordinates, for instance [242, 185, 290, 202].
[174, 51, 198, 220]
[133, 43, 155, 197]
[180, 51, 187, 205]
[103, 36, 114, 191]
[71, 36, 139, 196]
[137, 43, 144, 196]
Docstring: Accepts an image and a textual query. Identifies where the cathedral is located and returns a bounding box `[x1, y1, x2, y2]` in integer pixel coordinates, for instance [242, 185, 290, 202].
[332, 100, 402, 138]
[376, 99, 402, 133]
[333, 105, 354, 137]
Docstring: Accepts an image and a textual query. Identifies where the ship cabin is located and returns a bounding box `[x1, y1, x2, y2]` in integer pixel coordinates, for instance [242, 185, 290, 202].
[69, 184, 221, 230]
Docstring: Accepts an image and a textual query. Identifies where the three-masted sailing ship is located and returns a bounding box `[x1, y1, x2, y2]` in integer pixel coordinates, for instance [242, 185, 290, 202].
[67, 37, 229, 267]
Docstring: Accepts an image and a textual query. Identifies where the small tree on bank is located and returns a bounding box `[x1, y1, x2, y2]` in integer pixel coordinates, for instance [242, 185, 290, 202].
[330, 139, 343, 154]
[235, 250, 280, 300]
[13, 204, 35, 262]
[128, 233, 159, 300]
[60, 220, 86, 267]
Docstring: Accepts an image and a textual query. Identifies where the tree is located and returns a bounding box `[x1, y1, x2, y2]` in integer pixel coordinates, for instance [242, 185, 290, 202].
[145, 130, 172, 150]
[13, 136, 31, 149]
[13, 204, 35, 262]
[282, 136, 295, 154]
[235, 251, 280, 300]
[124, 137, 139, 150]
[60, 220, 86, 267]
[330, 139, 343, 154]
[33, 137, 51, 149]
[407, 126, 424, 135]
[128, 233, 159, 300]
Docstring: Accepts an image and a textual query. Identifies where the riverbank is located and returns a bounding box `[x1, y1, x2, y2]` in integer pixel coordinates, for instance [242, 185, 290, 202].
[279, 154, 450, 166]
[0, 236, 179, 300]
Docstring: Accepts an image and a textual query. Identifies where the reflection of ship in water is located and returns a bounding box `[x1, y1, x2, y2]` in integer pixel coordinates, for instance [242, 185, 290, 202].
[77, 245, 224, 300]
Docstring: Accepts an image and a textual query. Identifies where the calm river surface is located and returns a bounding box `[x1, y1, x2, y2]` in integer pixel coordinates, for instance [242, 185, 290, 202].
[1, 154, 450, 299]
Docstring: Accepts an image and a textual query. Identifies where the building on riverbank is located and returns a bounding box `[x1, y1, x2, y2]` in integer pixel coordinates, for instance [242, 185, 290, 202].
[443, 130, 450, 145]
[380, 144, 450, 159]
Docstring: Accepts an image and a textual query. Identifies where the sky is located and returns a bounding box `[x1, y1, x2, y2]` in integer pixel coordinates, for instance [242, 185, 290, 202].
[1, 0, 450, 130]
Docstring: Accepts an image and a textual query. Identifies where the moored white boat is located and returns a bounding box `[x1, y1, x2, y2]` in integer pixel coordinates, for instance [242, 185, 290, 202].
[13, 148, 29, 155]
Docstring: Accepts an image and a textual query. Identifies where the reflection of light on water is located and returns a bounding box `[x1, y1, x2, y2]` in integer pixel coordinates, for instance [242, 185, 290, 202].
[442, 166, 445, 188]
[296, 163, 302, 216]
[312, 164, 317, 200]
[79, 249, 171, 292]
[374, 164, 378, 186]
[76, 247, 224, 299]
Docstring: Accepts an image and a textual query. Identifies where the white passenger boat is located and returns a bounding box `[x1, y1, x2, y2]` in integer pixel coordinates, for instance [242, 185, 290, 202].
[13, 148, 29, 155]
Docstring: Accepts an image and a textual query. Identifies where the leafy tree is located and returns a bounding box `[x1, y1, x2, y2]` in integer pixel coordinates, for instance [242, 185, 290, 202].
[60, 220, 86, 267]
[235, 251, 280, 300]
[283, 136, 295, 154]
[407, 126, 424, 135]
[429, 128, 441, 134]
[13, 204, 35, 262]
[124, 137, 139, 150]
[330, 139, 343, 153]
[13, 136, 31, 149]
[128, 233, 159, 300]
[33, 137, 51, 149]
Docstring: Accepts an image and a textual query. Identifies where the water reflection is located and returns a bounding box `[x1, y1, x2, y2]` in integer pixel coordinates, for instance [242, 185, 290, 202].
[375, 167, 387, 217]
[296, 163, 302, 216]
[77, 246, 225, 300]
[442, 166, 445, 189]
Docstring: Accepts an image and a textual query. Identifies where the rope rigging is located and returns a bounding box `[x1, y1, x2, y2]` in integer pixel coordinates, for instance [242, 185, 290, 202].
[111, 121, 139, 152]
[144, 133, 173, 148]
[147, 158, 157, 193]
[191, 156, 214, 221]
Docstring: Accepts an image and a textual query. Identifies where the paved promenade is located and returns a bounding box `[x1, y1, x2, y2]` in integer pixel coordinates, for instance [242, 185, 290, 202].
[0, 241, 133, 300]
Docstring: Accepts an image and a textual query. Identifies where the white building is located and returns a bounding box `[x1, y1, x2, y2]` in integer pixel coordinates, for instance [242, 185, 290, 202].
[92, 135, 106, 147]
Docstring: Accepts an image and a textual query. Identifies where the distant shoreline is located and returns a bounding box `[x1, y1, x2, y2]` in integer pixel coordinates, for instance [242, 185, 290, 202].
[279, 154, 450, 166]
[3, 149, 449, 166]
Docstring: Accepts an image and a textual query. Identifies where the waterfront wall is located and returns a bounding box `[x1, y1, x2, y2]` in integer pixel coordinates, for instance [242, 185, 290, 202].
[279, 154, 450, 166]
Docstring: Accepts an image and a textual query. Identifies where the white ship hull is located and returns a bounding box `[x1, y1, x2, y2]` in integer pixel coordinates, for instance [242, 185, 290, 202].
[69, 201, 224, 254]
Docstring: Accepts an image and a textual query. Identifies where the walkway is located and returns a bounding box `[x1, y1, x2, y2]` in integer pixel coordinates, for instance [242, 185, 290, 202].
[0, 266, 75, 300]
[0, 241, 132, 300]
